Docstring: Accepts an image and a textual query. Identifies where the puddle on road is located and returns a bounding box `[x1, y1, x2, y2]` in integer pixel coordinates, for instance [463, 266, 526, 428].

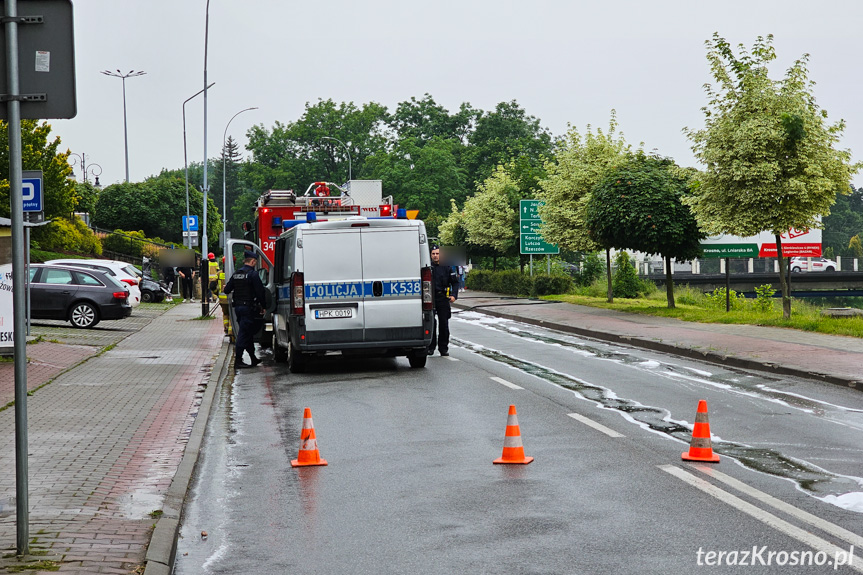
[451, 334, 863, 506]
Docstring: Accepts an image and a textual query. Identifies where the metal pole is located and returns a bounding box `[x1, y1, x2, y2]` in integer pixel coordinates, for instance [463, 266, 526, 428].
[222, 107, 257, 248]
[121, 77, 129, 182]
[183, 83, 214, 251]
[5, 0, 29, 555]
[201, 0, 210, 317]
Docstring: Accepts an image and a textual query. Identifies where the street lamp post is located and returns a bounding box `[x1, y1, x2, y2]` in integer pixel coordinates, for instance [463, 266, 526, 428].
[183, 83, 215, 250]
[201, 0, 211, 318]
[222, 106, 257, 248]
[100, 69, 146, 183]
[68, 152, 102, 186]
[321, 136, 352, 182]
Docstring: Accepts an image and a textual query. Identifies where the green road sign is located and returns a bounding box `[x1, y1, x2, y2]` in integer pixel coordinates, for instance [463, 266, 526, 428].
[519, 200, 559, 255]
[700, 243, 759, 258]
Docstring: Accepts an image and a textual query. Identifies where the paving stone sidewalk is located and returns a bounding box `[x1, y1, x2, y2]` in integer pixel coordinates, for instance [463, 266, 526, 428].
[0, 303, 226, 574]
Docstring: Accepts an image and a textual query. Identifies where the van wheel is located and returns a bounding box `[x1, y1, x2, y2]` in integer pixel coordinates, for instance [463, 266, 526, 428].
[288, 339, 307, 373]
[274, 344, 288, 363]
[791, 266, 802, 273]
[408, 351, 427, 369]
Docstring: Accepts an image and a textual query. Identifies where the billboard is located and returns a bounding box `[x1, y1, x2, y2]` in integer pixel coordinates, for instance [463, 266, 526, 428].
[700, 227, 822, 259]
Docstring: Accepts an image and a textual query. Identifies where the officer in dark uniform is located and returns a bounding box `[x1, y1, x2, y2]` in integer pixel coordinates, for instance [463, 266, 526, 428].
[224, 250, 267, 369]
[427, 245, 459, 356]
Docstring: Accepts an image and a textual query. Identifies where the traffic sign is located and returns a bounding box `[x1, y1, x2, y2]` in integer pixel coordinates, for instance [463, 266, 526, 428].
[182, 231, 199, 237]
[182, 215, 199, 232]
[519, 199, 558, 255]
[22, 171, 43, 212]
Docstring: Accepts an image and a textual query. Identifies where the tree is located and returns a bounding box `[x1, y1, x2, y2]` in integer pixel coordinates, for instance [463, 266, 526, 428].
[537, 113, 634, 301]
[390, 94, 477, 146]
[822, 186, 863, 257]
[72, 180, 100, 216]
[438, 199, 468, 247]
[464, 100, 553, 190]
[461, 165, 518, 268]
[0, 121, 77, 220]
[585, 154, 705, 307]
[92, 175, 222, 246]
[684, 34, 859, 318]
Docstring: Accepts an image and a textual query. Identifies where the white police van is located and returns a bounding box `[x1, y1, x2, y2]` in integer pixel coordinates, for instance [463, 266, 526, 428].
[270, 215, 433, 372]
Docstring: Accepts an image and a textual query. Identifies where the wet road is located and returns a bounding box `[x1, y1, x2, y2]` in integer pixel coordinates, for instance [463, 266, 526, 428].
[175, 310, 863, 574]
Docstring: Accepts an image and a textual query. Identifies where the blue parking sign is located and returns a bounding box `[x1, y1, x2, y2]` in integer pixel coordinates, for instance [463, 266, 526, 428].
[22, 177, 42, 212]
[182, 215, 199, 231]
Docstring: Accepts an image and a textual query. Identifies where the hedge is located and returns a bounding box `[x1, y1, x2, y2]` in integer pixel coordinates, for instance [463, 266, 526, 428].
[466, 269, 573, 297]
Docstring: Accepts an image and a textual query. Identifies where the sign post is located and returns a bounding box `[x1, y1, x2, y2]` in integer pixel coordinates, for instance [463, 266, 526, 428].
[520, 199, 558, 276]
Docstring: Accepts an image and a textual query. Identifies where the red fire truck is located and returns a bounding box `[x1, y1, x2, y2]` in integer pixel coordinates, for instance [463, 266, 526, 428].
[242, 180, 398, 265]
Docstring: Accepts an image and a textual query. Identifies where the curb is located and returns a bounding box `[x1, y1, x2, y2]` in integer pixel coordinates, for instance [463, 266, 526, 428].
[454, 301, 862, 392]
[143, 339, 232, 575]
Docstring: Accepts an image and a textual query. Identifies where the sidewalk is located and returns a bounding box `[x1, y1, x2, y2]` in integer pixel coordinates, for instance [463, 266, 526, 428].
[0, 302, 227, 574]
[454, 291, 863, 390]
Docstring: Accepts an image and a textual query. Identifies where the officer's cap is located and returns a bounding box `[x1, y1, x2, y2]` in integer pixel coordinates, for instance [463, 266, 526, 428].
[243, 250, 257, 260]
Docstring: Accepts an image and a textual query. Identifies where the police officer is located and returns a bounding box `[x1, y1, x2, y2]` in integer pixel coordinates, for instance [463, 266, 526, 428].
[427, 245, 459, 356]
[224, 250, 267, 369]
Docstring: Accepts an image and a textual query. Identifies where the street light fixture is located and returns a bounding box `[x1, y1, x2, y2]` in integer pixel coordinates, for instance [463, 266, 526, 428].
[222, 106, 258, 247]
[100, 69, 146, 183]
[183, 83, 215, 250]
[321, 136, 352, 182]
[67, 152, 102, 187]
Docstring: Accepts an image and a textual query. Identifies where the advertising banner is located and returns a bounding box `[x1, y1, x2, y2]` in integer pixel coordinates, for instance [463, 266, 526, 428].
[700, 228, 822, 259]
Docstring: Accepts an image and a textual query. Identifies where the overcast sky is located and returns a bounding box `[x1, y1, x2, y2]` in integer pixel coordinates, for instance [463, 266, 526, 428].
[46, 0, 863, 188]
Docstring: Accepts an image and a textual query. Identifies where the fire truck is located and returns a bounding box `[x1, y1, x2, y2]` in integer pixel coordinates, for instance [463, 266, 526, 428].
[242, 179, 398, 265]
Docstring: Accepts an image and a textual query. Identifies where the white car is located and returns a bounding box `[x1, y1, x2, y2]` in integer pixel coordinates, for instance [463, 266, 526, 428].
[45, 259, 142, 306]
[790, 257, 838, 273]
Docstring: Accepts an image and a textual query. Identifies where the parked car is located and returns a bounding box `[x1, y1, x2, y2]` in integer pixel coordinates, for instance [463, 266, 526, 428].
[45, 259, 142, 306]
[28, 264, 132, 328]
[790, 257, 838, 272]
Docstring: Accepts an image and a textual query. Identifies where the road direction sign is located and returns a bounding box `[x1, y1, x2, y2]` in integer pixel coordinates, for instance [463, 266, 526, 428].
[22, 171, 43, 212]
[182, 215, 199, 232]
[519, 199, 558, 255]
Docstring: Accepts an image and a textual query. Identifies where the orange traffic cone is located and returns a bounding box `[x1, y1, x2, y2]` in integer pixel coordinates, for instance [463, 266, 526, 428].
[493, 404, 534, 465]
[681, 400, 720, 463]
[291, 407, 328, 467]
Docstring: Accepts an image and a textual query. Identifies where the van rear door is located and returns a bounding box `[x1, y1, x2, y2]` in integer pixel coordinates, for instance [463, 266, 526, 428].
[360, 226, 422, 335]
[302, 228, 365, 340]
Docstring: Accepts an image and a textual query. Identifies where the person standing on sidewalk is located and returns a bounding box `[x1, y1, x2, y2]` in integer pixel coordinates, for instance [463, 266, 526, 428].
[224, 250, 266, 369]
[427, 245, 459, 357]
[207, 252, 220, 303]
[178, 264, 195, 302]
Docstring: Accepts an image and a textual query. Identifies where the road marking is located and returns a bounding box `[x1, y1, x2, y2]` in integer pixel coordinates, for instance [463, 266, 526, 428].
[660, 465, 863, 572]
[490, 376, 523, 390]
[567, 413, 625, 438]
[693, 465, 863, 549]
[444, 356, 459, 362]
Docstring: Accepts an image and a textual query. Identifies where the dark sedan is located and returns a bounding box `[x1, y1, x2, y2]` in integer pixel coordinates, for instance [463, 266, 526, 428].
[29, 264, 133, 328]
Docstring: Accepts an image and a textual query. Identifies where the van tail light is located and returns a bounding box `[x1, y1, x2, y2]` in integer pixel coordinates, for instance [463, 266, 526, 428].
[121, 278, 139, 286]
[421, 267, 432, 311]
[113, 291, 129, 300]
[291, 272, 305, 316]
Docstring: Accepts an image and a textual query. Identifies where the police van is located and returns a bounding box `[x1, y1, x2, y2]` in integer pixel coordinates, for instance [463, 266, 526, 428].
[269, 215, 434, 372]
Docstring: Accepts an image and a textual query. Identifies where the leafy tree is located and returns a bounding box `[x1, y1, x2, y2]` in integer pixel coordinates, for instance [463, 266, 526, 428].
[462, 165, 518, 268]
[684, 34, 859, 318]
[72, 180, 100, 216]
[0, 121, 77, 221]
[849, 235, 863, 258]
[93, 175, 222, 247]
[612, 251, 644, 299]
[438, 199, 468, 246]
[464, 100, 553, 189]
[390, 94, 477, 146]
[244, 98, 389, 191]
[823, 186, 863, 257]
[585, 154, 705, 307]
[365, 136, 467, 226]
[537, 113, 633, 253]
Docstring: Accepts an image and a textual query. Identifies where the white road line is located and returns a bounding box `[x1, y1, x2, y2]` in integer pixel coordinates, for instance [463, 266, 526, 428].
[490, 376, 523, 390]
[694, 465, 863, 549]
[567, 413, 625, 438]
[660, 465, 863, 572]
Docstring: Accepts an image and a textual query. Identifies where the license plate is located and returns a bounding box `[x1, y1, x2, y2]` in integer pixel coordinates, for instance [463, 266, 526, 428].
[315, 308, 352, 319]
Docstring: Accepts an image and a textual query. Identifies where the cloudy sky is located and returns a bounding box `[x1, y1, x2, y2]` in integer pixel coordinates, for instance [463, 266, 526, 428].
[44, 0, 863, 187]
